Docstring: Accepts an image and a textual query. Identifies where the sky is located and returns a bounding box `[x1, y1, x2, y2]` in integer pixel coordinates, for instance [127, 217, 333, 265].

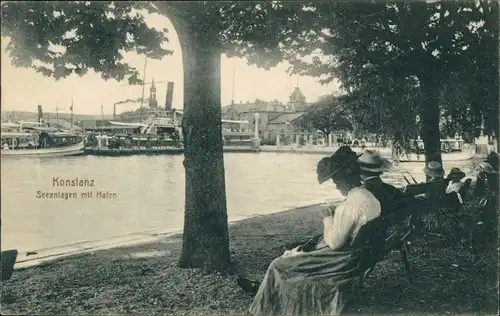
[1, 11, 338, 116]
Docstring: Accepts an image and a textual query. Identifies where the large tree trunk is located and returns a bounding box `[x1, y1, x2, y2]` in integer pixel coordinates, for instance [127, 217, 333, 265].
[419, 77, 443, 177]
[174, 10, 231, 273]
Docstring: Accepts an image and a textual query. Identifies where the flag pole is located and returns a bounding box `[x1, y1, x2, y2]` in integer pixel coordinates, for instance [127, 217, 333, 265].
[70, 99, 74, 133]
[140, 56, 147, 121]
[101, 104, 104, 134]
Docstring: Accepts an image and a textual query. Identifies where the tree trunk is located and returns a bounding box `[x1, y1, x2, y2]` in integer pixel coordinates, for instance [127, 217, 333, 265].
[419, 77, 443, 177]
[175, 14, 231, 273]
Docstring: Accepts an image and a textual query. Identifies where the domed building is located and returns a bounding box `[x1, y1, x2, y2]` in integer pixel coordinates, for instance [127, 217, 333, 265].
[287, 86, 307, 111]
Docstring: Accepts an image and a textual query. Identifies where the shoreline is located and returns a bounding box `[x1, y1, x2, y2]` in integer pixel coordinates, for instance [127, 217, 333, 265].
[1, 201, 496, 315]
[12, 202, 328, 269]
[259, 145, 481, 162]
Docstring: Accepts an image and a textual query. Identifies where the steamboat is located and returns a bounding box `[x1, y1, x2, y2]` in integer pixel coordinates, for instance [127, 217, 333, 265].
[1, 120, 84, 158]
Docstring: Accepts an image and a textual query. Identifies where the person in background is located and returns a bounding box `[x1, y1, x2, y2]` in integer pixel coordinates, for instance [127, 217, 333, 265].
[238, 146, 381, 316]
[424, 161, 445, 183]
[445, 168, 466, 195]
[413, 139, 420, 161]
[444, 167, 468, 205]
[358, 149, 407, 218]
[471, 151, 499, 199]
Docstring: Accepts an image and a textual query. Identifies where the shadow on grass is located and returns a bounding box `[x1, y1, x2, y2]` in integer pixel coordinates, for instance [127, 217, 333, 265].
[1, 204, 498, 315]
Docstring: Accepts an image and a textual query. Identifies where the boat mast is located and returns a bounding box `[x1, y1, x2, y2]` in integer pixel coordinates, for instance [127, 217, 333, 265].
[70, 99, 74, 133]
[55, 106, 60, 128]
[100, 104, 104, 134]
[231, 59, 235, 105]
[139, 56, 148, 121]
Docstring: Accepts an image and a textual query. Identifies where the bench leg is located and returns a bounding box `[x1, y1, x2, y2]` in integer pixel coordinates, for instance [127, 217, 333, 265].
[358, 267, 374, 291]
[400, 245, 412, 280]
[358, 274, 364, 290]
[469, 213, 476, 250]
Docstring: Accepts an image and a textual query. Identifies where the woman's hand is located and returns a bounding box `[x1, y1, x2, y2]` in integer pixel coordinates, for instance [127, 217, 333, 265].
[322, 205, 335, 218]
[297, 239, 316, 252]
[281, 246, 303, 258]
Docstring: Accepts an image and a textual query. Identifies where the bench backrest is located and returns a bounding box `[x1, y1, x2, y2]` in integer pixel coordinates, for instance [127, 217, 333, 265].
[459, 178, 472, 197]
[350, 217, 388, 264]
[486, 172, 498, 191]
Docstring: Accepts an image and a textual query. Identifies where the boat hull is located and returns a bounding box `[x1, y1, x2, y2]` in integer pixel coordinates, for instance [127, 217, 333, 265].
[84, 146, 184, 156]
[1, 142, 85, 158]
[84, 145, 259, 156]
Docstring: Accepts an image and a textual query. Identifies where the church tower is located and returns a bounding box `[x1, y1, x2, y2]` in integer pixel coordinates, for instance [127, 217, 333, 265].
[288, 82, 306, 111]
[149, 78, 158, 108]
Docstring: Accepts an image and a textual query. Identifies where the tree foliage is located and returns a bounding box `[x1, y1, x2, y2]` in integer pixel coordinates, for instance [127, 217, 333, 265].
[294, 95, 352, 135]
[222, 0, 499, 159]
[1, 1, 171, 84]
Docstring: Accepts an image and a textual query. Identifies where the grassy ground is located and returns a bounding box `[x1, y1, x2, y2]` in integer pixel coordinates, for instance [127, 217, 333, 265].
[1, 204, 498, 315]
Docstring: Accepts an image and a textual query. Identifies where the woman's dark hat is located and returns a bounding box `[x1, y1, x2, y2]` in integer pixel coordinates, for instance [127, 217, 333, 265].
[317, 146, 362, 184]
[357, 149, 392, 173]
[446, 167, 466, 180]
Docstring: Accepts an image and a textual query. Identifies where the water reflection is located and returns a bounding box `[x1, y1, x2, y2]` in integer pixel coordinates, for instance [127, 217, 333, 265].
[1, 153, 473, 252]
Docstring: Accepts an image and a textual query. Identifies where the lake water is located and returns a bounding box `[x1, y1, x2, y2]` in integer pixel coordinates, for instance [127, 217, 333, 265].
[1, 152, 474, 252]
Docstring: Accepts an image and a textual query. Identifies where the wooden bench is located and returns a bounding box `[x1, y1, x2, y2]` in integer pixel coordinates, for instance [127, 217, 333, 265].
[350, 216, 413, 289]
[402, 179, 481, 249]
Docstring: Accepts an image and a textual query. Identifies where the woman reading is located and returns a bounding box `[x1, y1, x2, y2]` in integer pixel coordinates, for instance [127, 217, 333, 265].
[238, 146, 382, 316]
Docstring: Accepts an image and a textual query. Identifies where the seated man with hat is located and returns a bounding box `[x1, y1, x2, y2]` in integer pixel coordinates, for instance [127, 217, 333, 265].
[405, 161, 446, 202]
[358, 149, 408, 218]
[424, 161, 445, 183]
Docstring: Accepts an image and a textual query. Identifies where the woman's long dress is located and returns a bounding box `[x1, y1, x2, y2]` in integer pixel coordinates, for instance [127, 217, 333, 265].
[249, 187, 381, 316]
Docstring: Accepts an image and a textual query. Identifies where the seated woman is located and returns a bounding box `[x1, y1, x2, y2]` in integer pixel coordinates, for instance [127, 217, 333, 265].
[445, 168, 466, 194]
[238, 146, 381, 316]
[445, 167, 469, 204]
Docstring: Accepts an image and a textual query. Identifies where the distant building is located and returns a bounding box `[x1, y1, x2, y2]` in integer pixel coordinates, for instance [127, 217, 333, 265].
[266, 112, 305, 144]
[220, 85, 317, 144]
[287, 86, 307, 111]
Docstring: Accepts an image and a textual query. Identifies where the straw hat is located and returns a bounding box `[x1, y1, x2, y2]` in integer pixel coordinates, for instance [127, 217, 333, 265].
[423, 161, 445, 178]
[446, 167, 466, 180]
[357, 149, 392, 173]
[317, 146, 362, 184]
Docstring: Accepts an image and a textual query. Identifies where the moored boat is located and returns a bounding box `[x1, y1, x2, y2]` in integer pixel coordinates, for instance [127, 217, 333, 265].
[83, 110, 183, 156]
[1, 122, 84, 158]
[84, 110, 261, 156]
[1, 140, 85, 158]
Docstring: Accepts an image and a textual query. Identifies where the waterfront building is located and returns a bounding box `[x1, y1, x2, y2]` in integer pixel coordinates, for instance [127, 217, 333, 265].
[221, 86, 316, 145]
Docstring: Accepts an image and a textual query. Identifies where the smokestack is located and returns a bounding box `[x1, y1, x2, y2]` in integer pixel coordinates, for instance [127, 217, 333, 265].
[165, 82, 174, 111]
[113, 104, 116, 119]
[37, 105, 44, 124]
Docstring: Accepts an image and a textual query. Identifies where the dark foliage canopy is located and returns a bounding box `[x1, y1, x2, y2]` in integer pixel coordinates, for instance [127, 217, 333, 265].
[1, 1, 172, 84]
[294, 95, 353, 135]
